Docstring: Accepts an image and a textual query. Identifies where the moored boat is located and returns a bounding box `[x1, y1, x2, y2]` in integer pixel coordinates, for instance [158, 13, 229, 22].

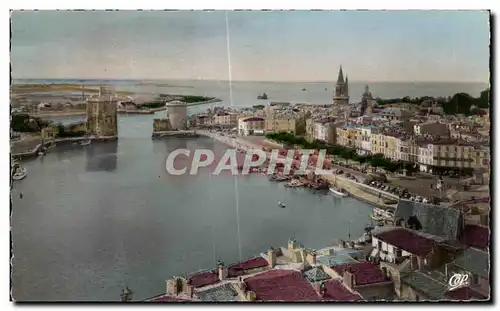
[79, 140, 91, 146]
[329, 187, 348, 197]
[12, 167, 27, 180]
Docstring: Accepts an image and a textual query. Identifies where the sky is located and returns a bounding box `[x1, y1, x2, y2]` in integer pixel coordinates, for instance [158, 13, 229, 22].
[11, 10, 490, 82]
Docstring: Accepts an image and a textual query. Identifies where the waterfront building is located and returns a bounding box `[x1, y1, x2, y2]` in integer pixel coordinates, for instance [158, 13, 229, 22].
[238, 117, 265, 136]
[166, 100, 188, 130]
[213, 111, 238, 127]
[370, 132, 386, 155]
[357, 126, 375, 155]
[332, 65, 349, 106]
[264, 117, 297, 134]
[395, 137, 419, 163]
[313, 117, 338, 144]
[86, 86, 118, 136]
[417, 139, 490, 173]
[41, 125, 59, 140]
[336, 125, 359, 149]
[383, 133, 402, 161]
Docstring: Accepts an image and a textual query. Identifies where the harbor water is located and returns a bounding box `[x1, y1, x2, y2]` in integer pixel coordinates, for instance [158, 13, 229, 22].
[11, 113, 374, 301]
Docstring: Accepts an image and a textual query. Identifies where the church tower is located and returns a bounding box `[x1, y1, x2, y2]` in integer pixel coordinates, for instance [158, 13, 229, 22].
[332, 65, 349, 105]
[360, 85, 374, 116]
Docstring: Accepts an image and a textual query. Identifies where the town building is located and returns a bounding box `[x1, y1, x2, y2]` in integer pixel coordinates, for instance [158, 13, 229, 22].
[86, 86, 118, 137]
[414, 122, 450, 137]
[377, 107, 413, 122]
[264, 117, 297, 134]
[336, 125, 359, 149]
[395, 137, 419, 163]
[313, 117, 338, 144]
[238, 117, 265, 136]
[213, 111, 237, 127]
[332, 65, 349, 106]
[417, 140, 490, 173]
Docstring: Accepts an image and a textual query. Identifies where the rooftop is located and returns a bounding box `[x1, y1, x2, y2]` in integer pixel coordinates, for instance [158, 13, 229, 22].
[147, 294, 193, 302]
[196, 283, 239, 302]
[322, 279, 363, 301]
[445, 286, 488, 301]
[303, 266, 331, 283]
[460, 225, 490, 250]
[244, 269, 321, 301]
[331, 262, 390, 286]
[400, 271, 447, 300]
[373, 227, 435, 257]
[228, 256, 269, 278]
[453, 248, 489, 279]
[316, 252, 359, 267]
[188, 270, 220, 288]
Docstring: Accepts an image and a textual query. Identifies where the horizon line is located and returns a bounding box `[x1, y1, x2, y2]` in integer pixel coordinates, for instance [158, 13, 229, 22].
[11, 77, 489, 84]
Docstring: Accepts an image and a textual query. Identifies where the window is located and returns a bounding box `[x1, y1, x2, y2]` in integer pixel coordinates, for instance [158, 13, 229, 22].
[378, 240, 382, 249]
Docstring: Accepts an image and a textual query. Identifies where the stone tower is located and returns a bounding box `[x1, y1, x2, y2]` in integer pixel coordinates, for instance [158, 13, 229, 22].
[332, 65, 349, 105]
[360, 85, 374, 116]
[86, 86, 118, 137]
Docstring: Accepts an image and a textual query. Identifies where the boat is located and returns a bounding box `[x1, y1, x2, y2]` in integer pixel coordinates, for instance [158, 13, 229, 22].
[257, 93, 268, 100]
[302, 88, 307, 91]
[329, 174, 348, 197]
[278, 201, 286, 208]
[37, 151, 45, 156]
[79, 140, 91, 146]
[329, 187, 348, 197]
[12, 167, 27, 181]
[371, 208, 394, 221]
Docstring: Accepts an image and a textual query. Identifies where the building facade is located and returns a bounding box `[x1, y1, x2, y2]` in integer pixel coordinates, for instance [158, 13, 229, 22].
[264, 118, 297, 134]
[238, 117, 265, 136]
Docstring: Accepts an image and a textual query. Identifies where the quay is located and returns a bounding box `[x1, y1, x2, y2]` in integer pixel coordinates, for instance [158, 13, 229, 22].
[11, 136, 117, 160]
[152, 130, 200, 138]
[201, 131, 398, 210]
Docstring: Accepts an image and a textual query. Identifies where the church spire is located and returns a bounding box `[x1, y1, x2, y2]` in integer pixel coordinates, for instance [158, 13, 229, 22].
[336, 65, 345, 85]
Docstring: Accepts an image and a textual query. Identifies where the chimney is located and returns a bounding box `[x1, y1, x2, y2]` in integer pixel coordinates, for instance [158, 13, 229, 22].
[238, 277, 247, 292]
[288, 238, 297, 250]
[186, 284, 194, 298]
[267, 247, 277, 268]
[246, 290, 257, 301]
[381, 266, 389, 280]
[343, 271, 355, 289]
[166, 279, 176, 296]
[218, 261, 228, 281]
[312, 252, 317, 265]
[410, 256, 418, 271]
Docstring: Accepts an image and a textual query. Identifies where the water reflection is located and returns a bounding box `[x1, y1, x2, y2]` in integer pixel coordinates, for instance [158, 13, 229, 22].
[85, 141, 118, 172]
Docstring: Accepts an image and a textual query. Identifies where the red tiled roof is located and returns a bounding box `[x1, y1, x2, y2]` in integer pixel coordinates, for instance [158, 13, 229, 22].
[228, 257, 269, 277]
[244, 269, 321, 301]
[322, 280, 363, 301]
[148, 295, 192, 302]
[331, 262, 390, 286]
[445, 287, 488, 301]
[373, 228, 435, 257]
[188, 270, 220, 288]
[460, 225, 489, 250]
